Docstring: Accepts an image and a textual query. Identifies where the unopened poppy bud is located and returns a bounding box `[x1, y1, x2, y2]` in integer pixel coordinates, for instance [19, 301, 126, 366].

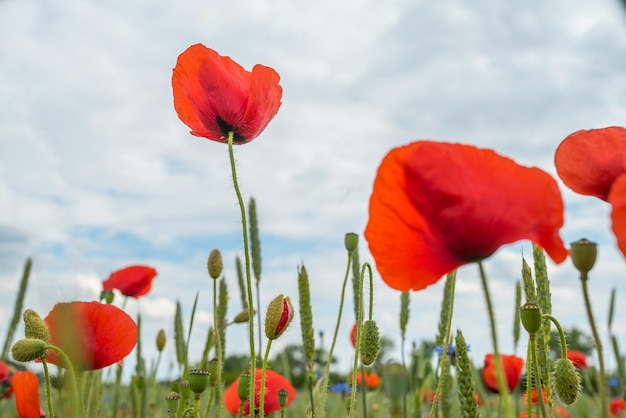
[207, 249, 223, 279]
[23, 309, 50, 344]
[238, 371, 251, 402]
[11, 338, 48, 362]
[188, 369, 210, 395]
[165, 391, 181, 414]
[233, 309, 251, 324]
[519, 302, 542, 335]
[278, 388, 289, 408]
[100, 290, 115, 304]
[553, 357, 582, 404]
[344, 233, 359, 254]
[360, 320, 380, 366]
[156, 329, 166, 352]
[569, 239, 597, 278]
[265, 294, 294, 340]
[180, 380, 191, 401]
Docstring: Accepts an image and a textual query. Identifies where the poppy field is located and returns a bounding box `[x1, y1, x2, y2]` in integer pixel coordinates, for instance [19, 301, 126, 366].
[1, 42, 626, 418]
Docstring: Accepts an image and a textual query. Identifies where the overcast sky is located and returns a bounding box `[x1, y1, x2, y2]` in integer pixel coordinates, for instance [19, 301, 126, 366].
[1, 0, 626, 381]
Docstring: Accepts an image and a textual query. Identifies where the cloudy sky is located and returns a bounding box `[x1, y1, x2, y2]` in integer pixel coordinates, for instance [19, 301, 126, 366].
[1, 0, 625, 381]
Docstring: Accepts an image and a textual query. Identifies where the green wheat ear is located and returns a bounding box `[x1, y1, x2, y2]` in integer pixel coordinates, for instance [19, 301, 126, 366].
[435, 272, 455, 346]
[217, 277, 228, 355]
[298, 264, 315, 373]
[235, 256, 247, 310]
[400, 291, 410, 342]
[248, 197, 262, 282]
[351, 246, 361, 322]
[174, 301, 186, 369]
[513, 281, 521, 352]
[1, 258, 32, 359]
[455, 330, 478, 418]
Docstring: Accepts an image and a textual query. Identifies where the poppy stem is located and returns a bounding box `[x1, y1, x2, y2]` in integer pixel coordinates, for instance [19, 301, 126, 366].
[429, 271, 456, 418]
[318, 250, 354, 416]
[213, 275, 223, 418]
[227, 131, 257, 415]
[580, 274, 608, 418]
[41, 359, 55, 418]
[477, 261, 514, 418]
[259, 339, 273, 417]
[530, 336, 548, 418]
[44, 344, 83, 418]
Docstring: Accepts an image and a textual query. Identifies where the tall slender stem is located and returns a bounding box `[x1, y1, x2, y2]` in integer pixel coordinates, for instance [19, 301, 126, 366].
[318, 252, 353, 416]
[259, 340, 273, 417]
[213, 276, 223, 418]
[42, 360, 55, 418]
[478, 261, 514, 418]
[581, 275, 608, 418]
[45, 345, 83, 418]
[227, 132, 257, 414]
[530, 338, 547, 418]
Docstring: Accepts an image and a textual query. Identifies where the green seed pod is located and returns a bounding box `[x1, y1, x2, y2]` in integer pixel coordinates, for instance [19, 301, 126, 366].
[23, 309, 50, 344]
[569, 239, 597, 277]
[180, 380, 191, 401]
[188, 369, 210, 395]
[278, 388, 289, 408]
[359, 320, 380, 366]
[11, 338, 48, 362]
[553, 358, 582, 405]
[519, 302, 542, 335]
[344, 233, 359, 253]
[207, 358, 218, 384]
[156, 329, 166, 352]
[207, 249, 224, 279]
[238, 371, 251, 402]
[165, 391, 181, 414]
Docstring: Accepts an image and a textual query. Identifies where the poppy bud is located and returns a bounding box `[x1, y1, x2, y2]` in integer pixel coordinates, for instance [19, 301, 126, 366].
[278, 388, 289, 408]
[265, 295, 294, 340]
[100, 290, 115, 304]
[344, 233, 359, 253]
[360, 320, 380, 366]
[165, 391, 180, 414]
[553, 357, 582, 404]
[188, 369, 210, 395]
[519, 302, 542, 335]
[569, 239, 597, 278]
[11, 338, 48, 362]
[23, 309, 50, 344]
[233, 309, 252, 324]
[156, 329, 166, 352]
[238, 371, 251, 402]
[207, 249, 223, 279]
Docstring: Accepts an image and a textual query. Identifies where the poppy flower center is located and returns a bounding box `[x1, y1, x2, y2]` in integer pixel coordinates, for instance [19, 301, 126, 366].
[216, 116, 246, 142]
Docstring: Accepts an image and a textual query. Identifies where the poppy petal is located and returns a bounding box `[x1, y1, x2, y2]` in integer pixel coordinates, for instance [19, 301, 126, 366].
[223, 369, 296, 416]
[13, 371, 41, 418]
[239, 64, 282, 140]
[44, 301, 137, 370]
[102, 265, 157, 298]
[555, 127, 626, 201]
[365, 141, 567, 291]
[609, 172, 626, 258]
[481, 353, 524, 393]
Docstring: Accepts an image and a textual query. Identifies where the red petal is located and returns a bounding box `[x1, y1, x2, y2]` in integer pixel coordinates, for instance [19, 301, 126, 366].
[481, 354, 524, 393]
[13, 371, 41, 418]
[609, 172, 626, 258]
[555, 127, 626, 201]
[222, 369, 296, 416]
[238, 64, 282, 140]
[102, 265, 157, 298]
[44, 301, 137, 370]
[365, 141, 567, 291]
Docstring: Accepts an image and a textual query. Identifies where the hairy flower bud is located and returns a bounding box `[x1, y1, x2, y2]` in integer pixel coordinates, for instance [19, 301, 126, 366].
[265, 295, 294, 340]
[156, 329, 166, 352]
[11, 338, 48, 362]
[344, 233, 359, 254]
[360, 320, 380, 366]
[553, 357, 582, 405]
[233, 309, 252, 324]
[207, 249, 224, 279]
[23, 309, 50, 344]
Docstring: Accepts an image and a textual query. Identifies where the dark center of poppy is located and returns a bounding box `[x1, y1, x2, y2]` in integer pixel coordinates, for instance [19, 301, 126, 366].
[216, 116, 246, 142]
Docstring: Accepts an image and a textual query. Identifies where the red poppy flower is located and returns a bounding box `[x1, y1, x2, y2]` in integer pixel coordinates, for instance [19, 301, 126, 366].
[554, 127, 626, 201]
[223, 369, 296, 416]
[102, 265, 157, 298]
[172, 44, 282, 144]
[43, 301, 137, 370]
[350, 323, 357, 348]
[0, 360, 13, 399]
[611, 397, 626, 416]
[365, 141, 568, 291]
[481, 353, 524, 393]
[12, 370, 42, 418]
[609, 173, 626, 258]
[523, 388, 548, 405]
[355, 370, 381, 389]
[566, 350, 589, 368]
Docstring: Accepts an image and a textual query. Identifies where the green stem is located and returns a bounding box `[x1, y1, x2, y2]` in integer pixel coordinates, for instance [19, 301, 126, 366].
[477, 261, 514, 418]
[318, 251, 354, 416]
[530, 337, 547, 418]
[542, 314, 568, 358]
[525, 342, 532, 418]
[227, 131, 257, 415]
[580, 275, 608, 418]
[429, 271, 456, 418]
[259, 340, 273, 417]
[202, 384, 215, 418]
[148, 351, 163, 418]
[111, 363, 123, 418]
[45, 344, 83, 418]
[194, 397, 200, 418]
[257, 281, 263, 359]
[213, 277, 223, 418]
[41, 360, 55, 418]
